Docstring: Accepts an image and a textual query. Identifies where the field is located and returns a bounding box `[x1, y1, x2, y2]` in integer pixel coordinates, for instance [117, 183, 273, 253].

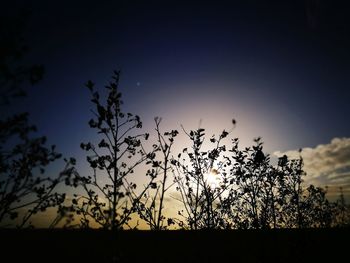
[1, 228, 349, 263]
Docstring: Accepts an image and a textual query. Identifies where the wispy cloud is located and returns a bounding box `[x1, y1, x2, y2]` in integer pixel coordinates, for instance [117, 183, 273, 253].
[274, 137, 350, 198]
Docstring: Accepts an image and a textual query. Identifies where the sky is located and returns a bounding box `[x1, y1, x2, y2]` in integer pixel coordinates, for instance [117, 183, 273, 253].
[2, 0, 350, 225]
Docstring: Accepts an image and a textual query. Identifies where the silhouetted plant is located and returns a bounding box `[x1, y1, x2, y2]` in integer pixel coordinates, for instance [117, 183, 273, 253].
[172, 126, 232, 229]
[65, 100, 350, 230]
[221, 137, 271, 229]
[211, 138, 309, 229]
[300, 185, 335, 227]
[333, 187, 350, 227]
[222, 142, 350, 229]
[133, 117, 178, 230]
[275, 153, 307, 228]
[69, 71, 152, 230]
[0, 113, 76, 227]
[0, 13, 75, 228]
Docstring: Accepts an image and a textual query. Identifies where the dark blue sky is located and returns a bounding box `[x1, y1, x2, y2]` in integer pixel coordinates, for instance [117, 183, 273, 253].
[3, 0, 350, 163]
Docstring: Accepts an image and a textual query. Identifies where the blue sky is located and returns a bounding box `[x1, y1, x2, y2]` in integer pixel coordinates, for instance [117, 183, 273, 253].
[3, 0, 350, 200]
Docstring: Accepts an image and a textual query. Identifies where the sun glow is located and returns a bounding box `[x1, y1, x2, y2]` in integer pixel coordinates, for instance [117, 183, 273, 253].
[204, 168, 220, 189]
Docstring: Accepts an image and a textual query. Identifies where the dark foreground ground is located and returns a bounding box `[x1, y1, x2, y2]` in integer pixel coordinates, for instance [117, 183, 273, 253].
[0, 228, 349, 263]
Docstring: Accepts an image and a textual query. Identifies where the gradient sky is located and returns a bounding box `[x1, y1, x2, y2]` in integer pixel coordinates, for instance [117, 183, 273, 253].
[3, 0, 350, 204]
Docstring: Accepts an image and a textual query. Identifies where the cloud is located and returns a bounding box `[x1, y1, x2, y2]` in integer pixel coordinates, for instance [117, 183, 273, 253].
[274, 137, 350, 199]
